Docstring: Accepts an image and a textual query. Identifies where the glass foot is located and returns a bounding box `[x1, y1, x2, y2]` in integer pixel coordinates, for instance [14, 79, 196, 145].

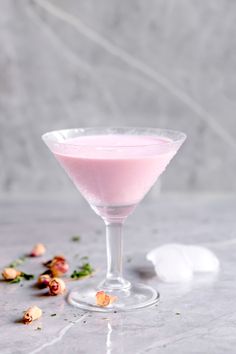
[68, 280, 159, 312]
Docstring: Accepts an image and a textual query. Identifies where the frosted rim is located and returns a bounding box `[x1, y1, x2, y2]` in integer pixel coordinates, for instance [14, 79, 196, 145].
[42, 127, 186, 149]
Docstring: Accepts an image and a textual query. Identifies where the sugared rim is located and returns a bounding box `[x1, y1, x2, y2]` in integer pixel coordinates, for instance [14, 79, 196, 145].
[42, 127, 186, 148]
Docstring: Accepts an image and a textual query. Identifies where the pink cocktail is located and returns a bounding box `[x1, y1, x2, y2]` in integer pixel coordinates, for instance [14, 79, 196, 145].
[43, 128, 186, 312]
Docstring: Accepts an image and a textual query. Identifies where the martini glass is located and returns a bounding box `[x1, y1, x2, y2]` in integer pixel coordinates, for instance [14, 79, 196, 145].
[42, 127, 186, 312]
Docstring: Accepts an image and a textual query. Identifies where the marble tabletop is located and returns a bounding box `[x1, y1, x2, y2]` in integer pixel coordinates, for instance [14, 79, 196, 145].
[1, 195, 236, 354]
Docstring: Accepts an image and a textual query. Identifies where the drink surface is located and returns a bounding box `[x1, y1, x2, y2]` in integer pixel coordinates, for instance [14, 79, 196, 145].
[53, 135, 177, 206]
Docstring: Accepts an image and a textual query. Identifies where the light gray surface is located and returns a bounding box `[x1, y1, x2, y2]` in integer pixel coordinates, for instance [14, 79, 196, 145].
[1, 0, 236, 197]
[1, 195, 236, 353]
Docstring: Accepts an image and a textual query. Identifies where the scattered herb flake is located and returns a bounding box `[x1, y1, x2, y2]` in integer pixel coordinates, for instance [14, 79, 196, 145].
[175, 312, 181, 315]
[71, 236, 81, 242]
[35, 327, 42, 331]
[50, 313, 57, 317]
[9, 272, 34, 284]
[22, 273, 34, 281]
[71, 262, 94, 279]
[10, 276, 22, 284]
[9, 256, 27, 268]
[80, 256, 88, 261]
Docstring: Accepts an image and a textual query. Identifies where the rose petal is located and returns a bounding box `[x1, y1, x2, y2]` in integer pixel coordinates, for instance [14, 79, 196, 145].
[96, 291, 117, 307]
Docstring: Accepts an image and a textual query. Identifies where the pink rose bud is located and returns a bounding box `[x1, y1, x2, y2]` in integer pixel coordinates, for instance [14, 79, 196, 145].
[37, 274, 51, 288]
[23, 306, 42, 324]
[44, 255, 66, 268]
[50, 259, 69, 277]
[2, 268, 21, 280]
[30, 243, 46, 257]
[48, 278, 66, 296]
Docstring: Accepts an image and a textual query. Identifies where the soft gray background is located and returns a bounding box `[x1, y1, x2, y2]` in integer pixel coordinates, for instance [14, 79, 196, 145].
[1, 0, 236, 198]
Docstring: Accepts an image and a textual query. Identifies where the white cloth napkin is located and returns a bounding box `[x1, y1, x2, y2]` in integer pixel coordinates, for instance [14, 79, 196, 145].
[146, 244, 220, 283]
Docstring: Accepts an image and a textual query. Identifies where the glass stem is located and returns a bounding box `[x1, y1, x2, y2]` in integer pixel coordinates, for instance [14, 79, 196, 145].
[100, 220, 130, 290]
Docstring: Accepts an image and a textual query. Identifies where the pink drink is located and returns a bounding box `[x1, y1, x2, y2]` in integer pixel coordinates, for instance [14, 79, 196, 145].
[43, 128, 186, 311]
[53, 135, 177, 214]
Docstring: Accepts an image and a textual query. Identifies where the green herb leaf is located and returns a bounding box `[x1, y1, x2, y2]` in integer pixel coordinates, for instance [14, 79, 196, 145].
[80, 256, 88, 261]
[8, 256, 27, 268]
[71, 235, 81, 242]
[9, 276, 22, 284]
[22, 273, 34, 280]
[9, 273, 34, 284]
[71, 263, 94, 279]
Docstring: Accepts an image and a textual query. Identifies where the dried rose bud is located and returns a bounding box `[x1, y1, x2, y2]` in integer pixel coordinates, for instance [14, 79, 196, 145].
[96, 291, 117, 307]
[54, 255, 66, 262]
[44, 255, 66, 268]
[2, 268, 21, 280]
[23, 306, 42, 324]
[37, 274, 51, 288]
[43, 255, 69, 277]
[30, 243, 46, 257]
[50, 259, 69, 277]
[48, 278, 66, 295]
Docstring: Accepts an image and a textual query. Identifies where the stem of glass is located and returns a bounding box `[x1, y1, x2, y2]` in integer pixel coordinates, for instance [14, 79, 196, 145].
[100, 220, 131, 290]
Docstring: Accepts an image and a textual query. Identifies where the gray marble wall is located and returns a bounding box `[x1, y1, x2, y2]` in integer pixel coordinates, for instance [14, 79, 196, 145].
[1, 0, 236, 198]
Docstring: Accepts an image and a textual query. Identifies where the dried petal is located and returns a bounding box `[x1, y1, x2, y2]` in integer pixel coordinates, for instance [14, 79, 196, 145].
[30, 243, 46, 257]
[2, 268, 21, 280]
[96, 291, 117, 307]
[37, 274, 51, 288]
[48, 278, 66, 295]
[23, 306, 42, 324]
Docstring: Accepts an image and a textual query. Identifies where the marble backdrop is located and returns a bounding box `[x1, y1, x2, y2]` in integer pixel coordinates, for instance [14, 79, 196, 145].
[1, 0, 236, 197]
